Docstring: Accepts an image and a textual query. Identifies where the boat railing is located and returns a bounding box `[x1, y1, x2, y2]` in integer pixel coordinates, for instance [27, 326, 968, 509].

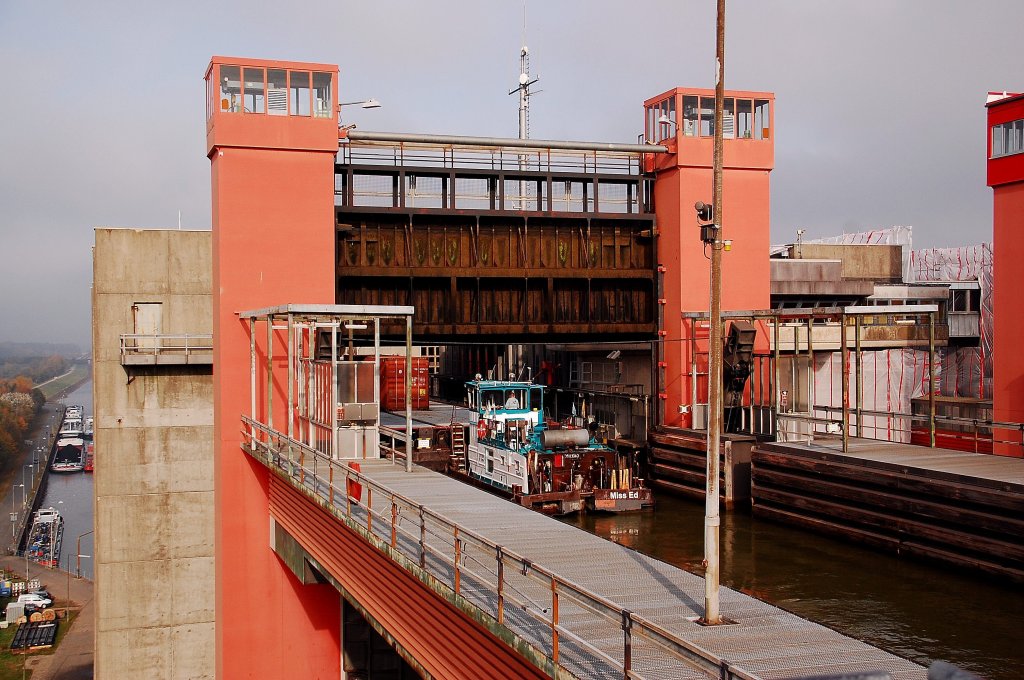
[120, 334, 213, 366]
[241, 415, 758, 680]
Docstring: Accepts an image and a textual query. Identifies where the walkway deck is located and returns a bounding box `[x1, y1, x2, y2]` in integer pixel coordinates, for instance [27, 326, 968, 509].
[355, 458, 925, 679]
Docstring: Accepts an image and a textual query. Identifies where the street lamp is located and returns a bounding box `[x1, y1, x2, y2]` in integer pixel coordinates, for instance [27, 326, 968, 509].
[339, 98, 381, 109]
[22, 466, 32, 507]
[76, 530, 93, 579]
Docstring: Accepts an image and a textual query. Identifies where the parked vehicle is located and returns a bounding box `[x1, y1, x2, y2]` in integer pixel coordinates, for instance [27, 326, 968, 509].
[17, 593, 51, 609]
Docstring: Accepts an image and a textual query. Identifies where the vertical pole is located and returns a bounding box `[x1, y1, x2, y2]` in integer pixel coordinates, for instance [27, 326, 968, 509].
[266, 316, 273, 433]
[806, 315, 814, 425]
[929, 311, 936, 448]
[773, 314, 781, 437]
[841, 313, 849, 453]
[287, 313, 294, 439]
[855, 315, 863, 438]
[702, 0, 725, 626]
[690, 319, 698, 421]
[249, 318, 256, 441]
[331, 324, 338, 459]
[406, 315, 413, 473]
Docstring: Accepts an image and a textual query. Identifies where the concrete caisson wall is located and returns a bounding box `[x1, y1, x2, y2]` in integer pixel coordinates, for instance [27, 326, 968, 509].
[92, 228, 214, 678]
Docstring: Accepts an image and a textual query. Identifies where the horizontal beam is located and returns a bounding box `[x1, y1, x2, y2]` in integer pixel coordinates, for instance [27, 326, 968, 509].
[346, 130, 669, 155]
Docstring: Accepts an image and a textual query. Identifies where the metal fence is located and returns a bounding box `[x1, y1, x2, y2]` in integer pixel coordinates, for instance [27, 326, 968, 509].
[241, 415, 760, 680]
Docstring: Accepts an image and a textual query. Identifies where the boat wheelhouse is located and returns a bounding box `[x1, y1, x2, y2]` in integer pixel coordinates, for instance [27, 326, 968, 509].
[465, 377, 652, 514]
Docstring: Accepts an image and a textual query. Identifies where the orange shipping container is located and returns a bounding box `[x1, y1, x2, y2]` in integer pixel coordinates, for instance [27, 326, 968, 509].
[380, 356, 430, 411]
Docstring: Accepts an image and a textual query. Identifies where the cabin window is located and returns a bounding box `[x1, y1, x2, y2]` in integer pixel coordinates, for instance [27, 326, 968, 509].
[682, 96, 699, 137]
[290, 71, 311, 116]
[754, 99, 771, 139]
[736, 99, 753, 138]
[219, 66, 241, 113]
[243, 68, 266, 114]
[267, 69, 288, 116]
[992, 119, 1024, 158]
[487, 457, 494, 473]
[699, 96, 715, 137]
[313, 72, 333, 118]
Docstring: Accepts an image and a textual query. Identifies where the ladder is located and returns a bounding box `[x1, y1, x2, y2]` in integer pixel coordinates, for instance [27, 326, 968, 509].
[449, 406, 466, 472]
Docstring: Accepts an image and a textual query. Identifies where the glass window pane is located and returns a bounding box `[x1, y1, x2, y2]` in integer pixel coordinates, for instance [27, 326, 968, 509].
[754, 99, 770, 139]
[1012, 120, 1024, 154]
[290, 71, 311, 116]
[682, 95, 699, 137]
[992, 124, 1003, 156]
[699, 96, 715, 137]
[243, 68, 265, 114]
[267, 69, 287, 116]
[219, 65, 241, 113]
[737, 99, 753, 138]
[724, 98, 735, 139]
[313, 72, 333, 118]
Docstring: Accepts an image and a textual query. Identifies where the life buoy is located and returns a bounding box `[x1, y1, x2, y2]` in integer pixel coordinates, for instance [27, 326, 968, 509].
[477, 420, 487, 439]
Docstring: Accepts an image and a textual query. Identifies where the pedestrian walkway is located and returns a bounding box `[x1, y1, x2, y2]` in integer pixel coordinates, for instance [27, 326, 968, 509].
[1, 557, 94, 679]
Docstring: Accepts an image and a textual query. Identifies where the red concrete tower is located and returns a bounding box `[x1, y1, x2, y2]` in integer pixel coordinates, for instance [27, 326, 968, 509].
[647, 89, 775, 427]
[206, 57, 342, 675]
[987, 91, 1024, 457]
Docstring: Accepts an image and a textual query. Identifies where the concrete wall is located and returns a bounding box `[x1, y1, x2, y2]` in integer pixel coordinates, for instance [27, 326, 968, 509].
[92, 228, 214, 679]
[787, 244, 902, 281]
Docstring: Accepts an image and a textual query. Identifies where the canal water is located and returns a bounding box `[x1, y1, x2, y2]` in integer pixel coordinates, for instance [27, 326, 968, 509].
[39, 379, 94, 579]
[563, 493, 1023, 680]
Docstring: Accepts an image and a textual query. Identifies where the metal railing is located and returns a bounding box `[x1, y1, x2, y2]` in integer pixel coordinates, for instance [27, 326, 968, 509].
[119, 334, 213, 364]
[778, 405, 1024, 455]
[241, 415, 759, 680]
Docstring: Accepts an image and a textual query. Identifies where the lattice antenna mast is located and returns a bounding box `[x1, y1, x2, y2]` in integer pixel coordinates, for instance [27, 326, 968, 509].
[509, 46, 539, 140]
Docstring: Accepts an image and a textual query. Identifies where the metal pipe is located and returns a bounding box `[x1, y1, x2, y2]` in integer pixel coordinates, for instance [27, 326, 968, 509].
[249, 318, 256, 443]
[287, 313, 294, 439]
[703, 0, 725, 627]
[806, 315, 814, 435]
[773, 317, 781, 439]
[266, 317, 273, 433]
[331, 325, 338, 459]
[406, 315, 413, 473]
[841, 313, 849, 453]
[929, 311, 936, 448]
[855, 316, 862, 438]
[345, 130, 669, 155]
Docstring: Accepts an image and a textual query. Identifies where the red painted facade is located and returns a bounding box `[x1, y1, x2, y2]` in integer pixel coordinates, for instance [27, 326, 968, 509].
[208, 56, 343, 677]
[988, 92, 1024, 456]
[269, 477, 548, 679]
[646, 88, 775, 426]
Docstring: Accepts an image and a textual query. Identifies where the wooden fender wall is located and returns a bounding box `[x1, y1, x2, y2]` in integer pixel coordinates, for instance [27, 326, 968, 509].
[268, 475, 550, 679]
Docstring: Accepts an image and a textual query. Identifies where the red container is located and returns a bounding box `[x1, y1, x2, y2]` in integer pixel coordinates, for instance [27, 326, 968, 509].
[380, 356, 430, 411]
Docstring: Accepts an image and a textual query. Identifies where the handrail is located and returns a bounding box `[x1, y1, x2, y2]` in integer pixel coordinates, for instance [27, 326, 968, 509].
[119, 334, 213, 355]
[240, 415, 760, 680]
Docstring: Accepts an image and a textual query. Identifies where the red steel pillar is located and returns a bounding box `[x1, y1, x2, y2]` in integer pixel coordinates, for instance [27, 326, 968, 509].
[987, 91, 1024, 457]
[207, 56, 342, 676]
[647, 88, 774, 427]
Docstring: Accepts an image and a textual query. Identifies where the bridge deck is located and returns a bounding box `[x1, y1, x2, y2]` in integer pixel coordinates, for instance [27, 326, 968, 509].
[355, 458, 925, 680]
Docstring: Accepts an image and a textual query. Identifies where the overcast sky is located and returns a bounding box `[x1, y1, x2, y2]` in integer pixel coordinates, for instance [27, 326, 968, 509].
[1, 1, 1020, 347]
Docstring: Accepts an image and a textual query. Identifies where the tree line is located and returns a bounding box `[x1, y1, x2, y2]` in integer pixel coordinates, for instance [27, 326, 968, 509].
[0, 376, 47, 470]
[0, 354, 68, 383]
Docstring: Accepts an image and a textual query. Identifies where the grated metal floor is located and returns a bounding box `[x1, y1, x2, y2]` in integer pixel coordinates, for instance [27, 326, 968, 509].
[353, 459, 926, 680]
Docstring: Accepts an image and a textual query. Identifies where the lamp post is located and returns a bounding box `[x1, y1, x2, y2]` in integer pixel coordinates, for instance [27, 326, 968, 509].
[76, 530, 93, 579]
[338, 99, 382, 129]
[702, 0, 726, 626]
